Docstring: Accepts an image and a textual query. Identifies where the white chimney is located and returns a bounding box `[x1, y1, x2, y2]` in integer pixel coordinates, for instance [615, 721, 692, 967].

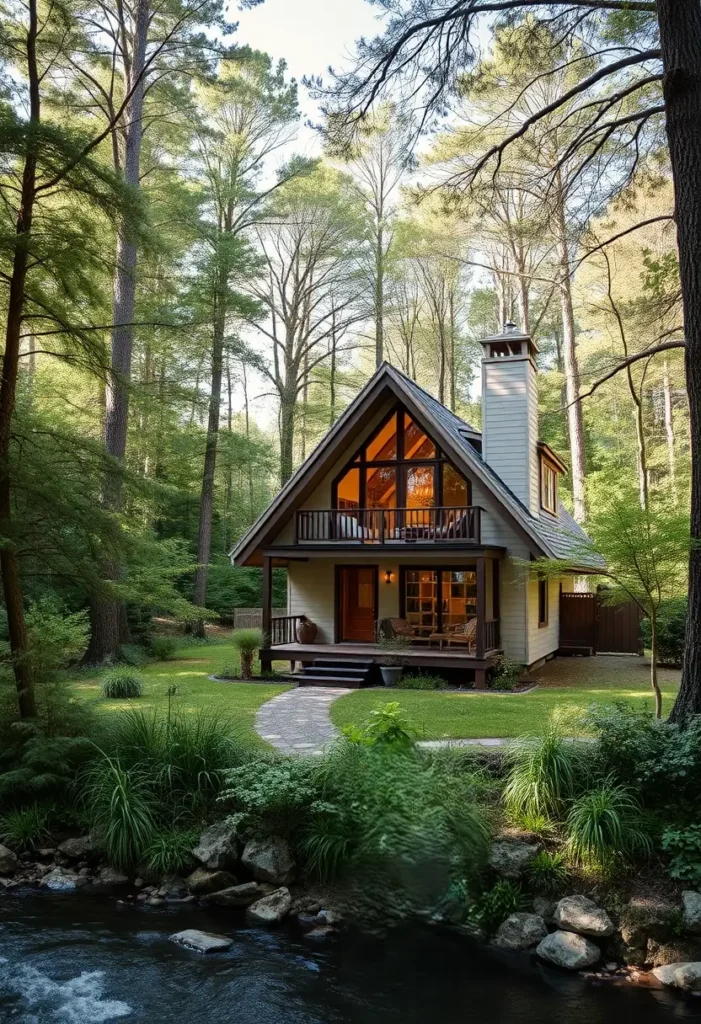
[480, 322, 540, 516]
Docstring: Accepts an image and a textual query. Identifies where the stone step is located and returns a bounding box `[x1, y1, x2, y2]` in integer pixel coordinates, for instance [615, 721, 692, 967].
[287, 673, 365, 688]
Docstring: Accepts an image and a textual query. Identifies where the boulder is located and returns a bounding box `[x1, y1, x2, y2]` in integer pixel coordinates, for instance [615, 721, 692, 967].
[620, 897, 678, 947]
[652, 962, 691, 986]
[494, 913, 548, 950]
[303, 926, 335, 940]
[209, 881, 274, 908]
[186, 868, 237, 895]
[647, 938, 701, 968]
[57, 836, 96, 861]
[40, 866, 88, 891]
[532, 897, 556, 924]
[554, 895, 613, 938]
[96, 866, 129, 886]
[193, 821, 239, 872]
[241, 837, 295, 885]
[487, 840, 541, 879]
[536, 930, 601, 971]
[0, 844, 19, 876]
[246, 886, 292, 926]
[170, 929, 234, 954]
[674, 963, 701, 991]
[682, 891, 701, 934]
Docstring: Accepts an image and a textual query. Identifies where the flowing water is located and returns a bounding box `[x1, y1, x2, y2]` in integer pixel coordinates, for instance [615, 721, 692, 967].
[1, 891, 700, 1023]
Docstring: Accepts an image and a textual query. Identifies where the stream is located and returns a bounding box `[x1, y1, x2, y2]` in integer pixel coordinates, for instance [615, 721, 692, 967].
[1, 891, 700, 1023]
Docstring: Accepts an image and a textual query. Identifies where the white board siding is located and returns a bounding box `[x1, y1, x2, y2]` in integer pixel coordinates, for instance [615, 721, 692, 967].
[526, 575, 561, 666]
[482, 357, 539, 517]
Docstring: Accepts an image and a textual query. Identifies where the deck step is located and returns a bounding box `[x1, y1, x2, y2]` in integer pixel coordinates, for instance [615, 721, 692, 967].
[288, 656, 375, 689]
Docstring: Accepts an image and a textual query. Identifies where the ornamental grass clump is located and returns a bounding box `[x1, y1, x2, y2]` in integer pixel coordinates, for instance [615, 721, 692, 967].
[232, 628, 264, 680]
[565, 783, 652, 874]
[503, 727, 585, 822]
[102, 669, 143, 699]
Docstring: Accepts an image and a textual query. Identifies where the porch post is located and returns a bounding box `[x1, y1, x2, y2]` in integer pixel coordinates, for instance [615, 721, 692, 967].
[261, 555, 272, 674]
[475, 554, 486, 665]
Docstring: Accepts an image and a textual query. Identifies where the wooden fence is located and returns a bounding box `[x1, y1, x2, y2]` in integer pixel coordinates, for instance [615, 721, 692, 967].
[559, 591, 643, 655]
[233, 607, 287, 630]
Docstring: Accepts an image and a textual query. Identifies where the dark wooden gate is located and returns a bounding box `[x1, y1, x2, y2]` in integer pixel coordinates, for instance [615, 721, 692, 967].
[559, 591, 643, 655]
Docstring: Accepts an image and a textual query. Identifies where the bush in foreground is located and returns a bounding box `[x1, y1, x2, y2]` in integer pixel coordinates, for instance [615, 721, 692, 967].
[232, 629, 264, 680]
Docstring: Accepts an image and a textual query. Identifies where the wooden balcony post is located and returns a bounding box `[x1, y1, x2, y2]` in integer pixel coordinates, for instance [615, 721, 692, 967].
[475, 555, 486, 662]
[261, 555, 272, 673]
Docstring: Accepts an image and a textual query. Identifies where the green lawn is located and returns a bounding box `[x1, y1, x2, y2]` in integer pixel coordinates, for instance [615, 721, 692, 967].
[71, 641, 291, 744]
[329, 656, 681, 740]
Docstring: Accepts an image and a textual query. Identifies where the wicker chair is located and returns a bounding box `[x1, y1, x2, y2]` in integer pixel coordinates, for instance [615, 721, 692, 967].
[377, 617, 418, 641]
[429, 618, 477, 652]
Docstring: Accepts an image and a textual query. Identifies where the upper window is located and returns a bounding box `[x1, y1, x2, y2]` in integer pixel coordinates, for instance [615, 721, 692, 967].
[538, 577, 548, 627]
[333, 406, 470, 512]
[541, 459, 558, 515]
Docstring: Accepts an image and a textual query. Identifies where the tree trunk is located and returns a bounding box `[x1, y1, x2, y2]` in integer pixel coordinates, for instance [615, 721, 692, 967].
[649, 606, 663, 719]
[660, 0, 701, 723]
[279, 382, 295, 484]
[663, 358, 677, 496]
[554, 188, 587, 524]
[329, 303, 337, 426]
[375, 222, 384, 367]
[0, 0, 39, 717]
[85, 0, 149, 663]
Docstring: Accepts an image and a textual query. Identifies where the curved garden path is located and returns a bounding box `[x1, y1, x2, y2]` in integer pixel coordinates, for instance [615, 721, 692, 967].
[254, 686, 511, 754]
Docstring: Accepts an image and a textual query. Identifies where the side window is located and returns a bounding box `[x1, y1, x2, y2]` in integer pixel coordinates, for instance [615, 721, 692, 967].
[538, 577, 548, 627]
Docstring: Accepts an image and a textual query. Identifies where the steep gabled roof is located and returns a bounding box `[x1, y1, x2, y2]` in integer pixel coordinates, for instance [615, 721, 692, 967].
[230, 362, 603, 569]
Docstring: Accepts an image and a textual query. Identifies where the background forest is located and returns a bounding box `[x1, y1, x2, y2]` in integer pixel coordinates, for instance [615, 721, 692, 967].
[0, 0, 689, 711]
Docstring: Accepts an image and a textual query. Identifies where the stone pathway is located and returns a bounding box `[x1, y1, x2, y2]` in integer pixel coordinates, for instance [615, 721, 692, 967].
[255, 687, 352, 755]
[254, 686, 523, 755]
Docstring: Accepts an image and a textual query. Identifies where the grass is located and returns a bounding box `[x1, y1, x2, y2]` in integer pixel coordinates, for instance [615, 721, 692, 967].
[330, 657, 680, 740]
[70, 640, 291, 745]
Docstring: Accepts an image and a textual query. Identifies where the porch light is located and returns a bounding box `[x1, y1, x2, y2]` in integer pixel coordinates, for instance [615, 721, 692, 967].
[384, 569, 394, 584]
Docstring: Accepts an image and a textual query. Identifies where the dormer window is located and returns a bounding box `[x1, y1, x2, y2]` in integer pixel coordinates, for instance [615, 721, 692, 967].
[538, 442, 566, 516]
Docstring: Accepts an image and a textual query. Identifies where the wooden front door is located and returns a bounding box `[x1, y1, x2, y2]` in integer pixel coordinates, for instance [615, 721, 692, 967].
[339, 567, 377, 642]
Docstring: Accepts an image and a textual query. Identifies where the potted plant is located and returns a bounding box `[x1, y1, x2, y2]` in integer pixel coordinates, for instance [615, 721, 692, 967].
[296, 615, 318, 644]
[376, 633, 410, 687]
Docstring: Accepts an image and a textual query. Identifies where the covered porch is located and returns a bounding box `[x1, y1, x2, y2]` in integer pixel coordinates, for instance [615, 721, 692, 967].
[259, 549, 505, 689]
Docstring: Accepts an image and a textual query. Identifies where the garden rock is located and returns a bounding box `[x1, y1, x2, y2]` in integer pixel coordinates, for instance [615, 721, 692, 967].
[0, 844, 19, 876]
[241, 837, 295, 885]
[96, 867, 129, 886]
[40, 866, 88, 891]
[554, 895, 613, 938]
[209, 881, 274, 908]
[186, 868, 237, 894]
[620, 897, 678, 947]
[193, 821, 239, 871]
[536, 930, 601, 971]
[170, 929, 234, 954]
[246, 886, 292, 925]
[652, 963, 691, 986]
[674, 963, 701, 991]
[57, 836, 96, 862]
[303, 926, 335, 940]
[532, 897, 556, 924]
[647, 938, 701, 968]
[682, 892, 701, 934]
[494, 913, 547, 950]
[487, 840, 541, 879]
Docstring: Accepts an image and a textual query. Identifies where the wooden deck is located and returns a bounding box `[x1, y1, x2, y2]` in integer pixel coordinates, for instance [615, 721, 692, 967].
[263, 641, 500, 673]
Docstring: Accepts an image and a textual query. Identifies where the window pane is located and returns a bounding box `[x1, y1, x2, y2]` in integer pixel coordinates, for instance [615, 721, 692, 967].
[404, 570, 437, 637]
[336, 467, 359, 509]
[405, 465, 435, 508]
[366, 465, 396, 508]
[404, 414, 436, 459]
[441, 570, 477, 627]
[366, 413, 397, 461]
[443, 463, 469, 507]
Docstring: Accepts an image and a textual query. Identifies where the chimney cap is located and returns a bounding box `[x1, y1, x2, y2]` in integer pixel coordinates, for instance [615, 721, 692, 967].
[479, 324, 539, 352]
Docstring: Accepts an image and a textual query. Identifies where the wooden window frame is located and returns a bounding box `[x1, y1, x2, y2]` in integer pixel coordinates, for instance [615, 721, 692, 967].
[540, 457, 558, 516]
[331, 404, 471, 510]
[537, 576, 549, 628]
[399, 564, 478, 638]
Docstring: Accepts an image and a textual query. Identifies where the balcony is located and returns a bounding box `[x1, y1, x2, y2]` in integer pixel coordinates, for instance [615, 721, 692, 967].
[294, 506, 482, 545]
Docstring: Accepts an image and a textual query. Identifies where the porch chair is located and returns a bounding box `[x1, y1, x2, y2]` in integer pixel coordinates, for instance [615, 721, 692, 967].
[377, 617, 418, 641]
[429, 617, 477, 652]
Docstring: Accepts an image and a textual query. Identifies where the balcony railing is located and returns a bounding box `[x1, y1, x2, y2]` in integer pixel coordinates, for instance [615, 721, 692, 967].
[295, 506, 482, 544]
[484, 618, 501, 652]
[268, 615, 301, 646]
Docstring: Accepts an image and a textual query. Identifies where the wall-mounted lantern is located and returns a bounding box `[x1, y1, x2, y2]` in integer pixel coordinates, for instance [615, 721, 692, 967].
[384, 569, 394, 585]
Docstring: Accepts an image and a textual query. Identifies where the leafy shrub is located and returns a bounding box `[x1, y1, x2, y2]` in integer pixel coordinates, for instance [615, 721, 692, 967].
[662, 824, 701, 887]
[641, 597, 687, 665]
[119, 644, 149, 667]
[232, 628, 263, 680]
[489, 654, 522, 692]
[0, 726, 94, 809]
[470, 880, 528, 935]
[0, 804, 51, 850]
[220, 755, 320, 839]
[102, 669, 143, 699]
[526, 850, 569, 893]
[396, 673, 448, 690]
[149, 636, 180, 662]
[342, 702, 417, 750]
[81, 754, 156, 870]
[219, 663, 239, 680]
[142, 828, 199, 878]
[565, 783, 652, 873]
[504, 728, 585, 821]
[24, 598, 90, 678]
